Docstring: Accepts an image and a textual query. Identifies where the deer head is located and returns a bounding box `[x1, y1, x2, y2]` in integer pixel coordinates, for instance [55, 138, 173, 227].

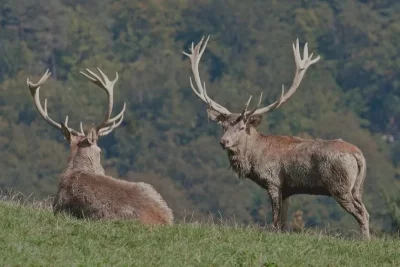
[183, 36, 320, 150]
[27, 68, 126, 173]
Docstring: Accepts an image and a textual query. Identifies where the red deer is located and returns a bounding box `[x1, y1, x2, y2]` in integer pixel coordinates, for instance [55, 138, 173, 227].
[183, 37, 370, 239]
[26, 68, 173, 225]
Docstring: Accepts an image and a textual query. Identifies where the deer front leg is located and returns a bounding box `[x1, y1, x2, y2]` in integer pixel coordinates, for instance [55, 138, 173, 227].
[281, 197, 290, 231]
[268, 188, 282, 231]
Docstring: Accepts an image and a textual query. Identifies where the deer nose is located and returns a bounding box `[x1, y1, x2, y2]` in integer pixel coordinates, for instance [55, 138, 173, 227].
[220, 139, 229, 147]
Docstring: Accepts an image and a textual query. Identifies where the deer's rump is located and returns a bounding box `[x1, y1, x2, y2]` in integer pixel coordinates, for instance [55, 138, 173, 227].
[53, 171, 173, 225]
[279, 140, 363, 198]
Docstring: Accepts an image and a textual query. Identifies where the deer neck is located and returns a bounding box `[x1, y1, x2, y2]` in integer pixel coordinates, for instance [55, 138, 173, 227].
[65, 146, 105, 175]
[226, 128, 263, 179]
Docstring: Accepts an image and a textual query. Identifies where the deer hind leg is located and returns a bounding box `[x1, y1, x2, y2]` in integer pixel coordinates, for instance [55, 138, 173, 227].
[350, 177, 370, 237]
[351, 193, 370, 238]
[333, 192, 370, 240]
[351, 188, 370, 222]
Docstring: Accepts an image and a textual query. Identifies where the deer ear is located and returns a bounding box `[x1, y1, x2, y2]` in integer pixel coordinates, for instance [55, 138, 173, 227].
[246, 115, 262, 128]
[60, 123, 71, 142]
[207, 108, 228, 123]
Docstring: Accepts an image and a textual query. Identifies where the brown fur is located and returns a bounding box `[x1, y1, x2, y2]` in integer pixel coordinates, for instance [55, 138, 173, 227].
[54, 171, 173, 225]
[183, 37, 369, 238]
[26, 68, 173, 225]
[53, 127, 174, 225]
[210, 112, 370, 239]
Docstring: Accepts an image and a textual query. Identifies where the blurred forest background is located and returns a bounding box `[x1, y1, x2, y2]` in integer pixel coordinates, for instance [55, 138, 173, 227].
[1, 0, 400, 233]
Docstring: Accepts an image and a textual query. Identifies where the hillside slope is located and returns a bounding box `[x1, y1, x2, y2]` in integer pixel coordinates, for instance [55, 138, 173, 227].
[2, 0, 400, 231]
[0, 201, 398, 267]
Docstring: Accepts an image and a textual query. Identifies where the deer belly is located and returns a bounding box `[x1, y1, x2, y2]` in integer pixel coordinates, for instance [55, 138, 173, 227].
[282, 167, 331, 197]
[283, 185, 331, 197]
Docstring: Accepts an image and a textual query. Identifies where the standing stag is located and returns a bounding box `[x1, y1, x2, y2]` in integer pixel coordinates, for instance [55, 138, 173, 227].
[183, 36, 370, 239]
[26, 68, 173, 225]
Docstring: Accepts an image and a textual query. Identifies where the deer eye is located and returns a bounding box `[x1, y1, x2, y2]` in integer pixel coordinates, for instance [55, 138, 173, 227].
[240, 126, 245, 130]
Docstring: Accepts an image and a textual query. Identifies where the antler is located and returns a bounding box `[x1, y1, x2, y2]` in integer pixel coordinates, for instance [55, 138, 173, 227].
[183, 37, 320, 120]
[183, 36, 232, 116]
[243, 39, 320, 117]
[80, 67, 126, 136]
[27, 70, 85, 136]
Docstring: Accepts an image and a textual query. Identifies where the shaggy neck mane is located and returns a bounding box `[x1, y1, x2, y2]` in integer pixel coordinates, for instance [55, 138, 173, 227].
[227, 128, 264, 179]
[63, 144, 104, 176]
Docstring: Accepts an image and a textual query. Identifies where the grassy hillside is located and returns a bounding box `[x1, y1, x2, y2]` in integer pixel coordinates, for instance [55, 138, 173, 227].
[2, 0, 400, 232]
[0, 200, 399, 267]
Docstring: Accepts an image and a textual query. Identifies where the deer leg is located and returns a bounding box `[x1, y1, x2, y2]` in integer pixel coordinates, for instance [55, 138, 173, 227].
[333, 193, 370, 240]
[350, 187, 370, 239]
[268, 188, 282, 231]
[352, 194, 370, 238]
[352, 193, 370, 222]
[281, 197, 290, 232]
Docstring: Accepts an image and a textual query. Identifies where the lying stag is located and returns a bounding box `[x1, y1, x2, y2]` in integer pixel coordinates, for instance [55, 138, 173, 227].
[183, 37, 370, 239]
[27, 68, 173, 225]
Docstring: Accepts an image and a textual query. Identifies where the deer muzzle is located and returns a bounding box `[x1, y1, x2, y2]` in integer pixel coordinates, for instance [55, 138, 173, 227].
[220, 138, 231, 149]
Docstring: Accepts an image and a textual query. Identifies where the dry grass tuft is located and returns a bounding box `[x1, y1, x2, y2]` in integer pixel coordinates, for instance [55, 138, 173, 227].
[0, 188, 53, 210]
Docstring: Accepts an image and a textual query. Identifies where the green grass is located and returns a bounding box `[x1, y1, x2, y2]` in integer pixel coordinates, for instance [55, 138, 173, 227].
[0, 200, 399, 267]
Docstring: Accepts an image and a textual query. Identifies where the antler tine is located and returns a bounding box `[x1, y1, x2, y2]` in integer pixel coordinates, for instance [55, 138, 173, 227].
[80, 67, 125, 134]
[247, 39, 320, 117]
[98, 114, 124, 136]
[245, 95, 253, 111]
[96, 102, 126, 134]
[303, 41, 309, 63]
[63, 116, 84, 136]
[97, 67, 118, 84]
[105, 102, 126, 124]
[26, 70, 84, 136]
[27, 69, 51, 92]
[183, 36, 232, 115]
[243, 92, 264, 118]
[276, 85, 285, 108]
[79, 121, 84, 135]
[240, 95, 253, 117]
[257, 92, 263, 107]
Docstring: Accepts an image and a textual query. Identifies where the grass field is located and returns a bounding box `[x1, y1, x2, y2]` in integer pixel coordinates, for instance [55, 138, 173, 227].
[0, 198, 399, 267]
